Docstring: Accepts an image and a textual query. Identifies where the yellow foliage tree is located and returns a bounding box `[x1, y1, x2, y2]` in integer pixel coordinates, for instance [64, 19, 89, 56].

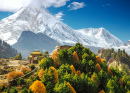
[96, 63, 101, 72]
[99, 90, 105, 93]
[51, 51, 60, 67]
[67, 82, 76, 93]
[96, 56, 102, 63]
[50, 66, 59, 83]
[101, 59, 104, 63]
[70, 65, 77, 74]
[29, 80, 46, 93]
[107, 67, 113, 76]
[38, 69, 44, 80]
[119, 78, 123, 87]
[73, 51, 79, 63]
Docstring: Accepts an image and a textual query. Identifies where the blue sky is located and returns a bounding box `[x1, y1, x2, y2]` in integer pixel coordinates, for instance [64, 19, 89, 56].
[0, 0, 130, 43]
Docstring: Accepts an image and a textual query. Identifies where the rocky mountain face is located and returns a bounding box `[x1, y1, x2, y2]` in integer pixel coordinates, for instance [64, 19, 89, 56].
[12, 31, 58, 57]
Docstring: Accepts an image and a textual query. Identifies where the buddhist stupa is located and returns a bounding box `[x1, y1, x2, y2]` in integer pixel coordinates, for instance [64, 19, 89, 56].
[53, 43, 60, 53]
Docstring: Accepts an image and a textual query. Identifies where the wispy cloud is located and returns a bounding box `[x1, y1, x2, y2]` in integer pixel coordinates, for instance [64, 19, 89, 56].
[0, 0, 70, 13]
[68, 2, 85, 10]
[43, 0, 70, 8]
[55, 12, 64, 20]
[102, 4, 111, 7]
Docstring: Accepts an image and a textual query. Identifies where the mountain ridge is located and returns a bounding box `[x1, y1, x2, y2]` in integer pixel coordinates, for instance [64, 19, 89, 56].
[0, 3, 126, 56]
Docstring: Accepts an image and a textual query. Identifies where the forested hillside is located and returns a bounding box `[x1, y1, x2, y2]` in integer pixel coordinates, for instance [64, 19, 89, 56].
[2, 43, 130, 93]
[0, 39, 17, 58]
[98, 48, 130, 67]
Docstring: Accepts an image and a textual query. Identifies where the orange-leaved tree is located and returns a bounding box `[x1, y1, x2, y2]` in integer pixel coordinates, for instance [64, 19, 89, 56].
[76, 70, 81, 76]
[99, 90, 105, 93]
[70, 65, 77, 74]
[107, 67, 113, 76]
[119, 78, 123, 87]
[93, 76, 99, 87]
[96, 56, 102, 63]
[51, 51, 60, 67]
[38, 69, 44, 80]
[7, 71, 24, 80]
[96, 63, 101, 72]
[67, 82, 76, 93]
[101, 59, 104, 63]
[73, 51, 79, 63]
[21, 67, 31, 74]
[50, 66, 59, 83]
[29, 80, 46, 93]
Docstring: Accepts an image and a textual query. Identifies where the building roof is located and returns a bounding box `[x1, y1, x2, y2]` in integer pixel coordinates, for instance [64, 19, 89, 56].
[29, 50, 42, 55]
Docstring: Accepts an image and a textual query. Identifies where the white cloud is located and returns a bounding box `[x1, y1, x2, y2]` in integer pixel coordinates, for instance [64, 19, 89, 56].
[0, 0, 70, 13]
[102, 4, 111, 7]
[43, 0, 70, 8]
[55, 12, 64, 20]
[0, 0, 31, 12]
[68, 2, 85, 10]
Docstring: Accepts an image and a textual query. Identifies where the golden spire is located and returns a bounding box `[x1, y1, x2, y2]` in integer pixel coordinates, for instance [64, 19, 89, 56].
[57, 42, 59, 47]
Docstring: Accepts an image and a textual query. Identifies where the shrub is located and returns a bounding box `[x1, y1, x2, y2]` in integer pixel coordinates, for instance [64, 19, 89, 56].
[7, 71, 24, 80]
[21, 67, 31, 74]
[17, 78, 25, 85]
[33, 75, 40, 81]
[57, 64, 72, 78]
[26, 79, 33, 88]
[54, 81, 71, 93]
[10, 87, 18, 93]
[29, 65, 35, 70]
[21, 88, 28, 93]
[39, 57, 54, 69]
[29, 80, 46, 93]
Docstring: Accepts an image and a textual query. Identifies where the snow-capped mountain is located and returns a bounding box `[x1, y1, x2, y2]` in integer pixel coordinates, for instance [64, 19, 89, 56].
[0, 0, 123, 48]
[124, 40, 130, 46]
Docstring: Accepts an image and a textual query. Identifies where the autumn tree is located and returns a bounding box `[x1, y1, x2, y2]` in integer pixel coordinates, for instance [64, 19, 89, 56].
[50, 66, 59, 83]
[70, 65, 77, 74]
[73, 51, 79, 63]
[38, 69, 44, 80]
[21, 67, 31, 74]
[7, 71, 24, 80]
[96, 56, 102, 63]
[107, 67, 113, 76]
[99, 90, 105, 93]
[67, 82, 76, 93]
[51, 51, 60, 67]
[96, 63, 101, 72]
[29, 80, 46, 93]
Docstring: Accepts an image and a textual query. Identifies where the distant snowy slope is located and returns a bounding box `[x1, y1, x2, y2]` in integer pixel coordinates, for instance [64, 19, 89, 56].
[76, 28, 123, 47]
[124, 40, 130, 46]
[0, 0, 123, 49]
